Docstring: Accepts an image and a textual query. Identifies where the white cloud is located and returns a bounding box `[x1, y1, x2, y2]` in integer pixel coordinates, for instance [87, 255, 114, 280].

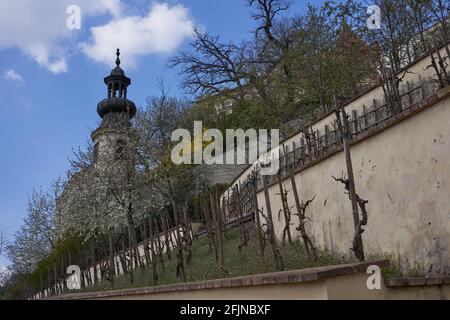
[0, 0, 123, 73]
[80, 3, 194, 68]
[48, 59, 69, 74]
[89, 0, 123, 18]
[0, 1, 194, 73]
[4, 69, 24, 85]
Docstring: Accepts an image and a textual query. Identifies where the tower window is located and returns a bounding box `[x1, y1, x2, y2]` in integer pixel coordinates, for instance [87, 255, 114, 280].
[115, 139, 126, 160]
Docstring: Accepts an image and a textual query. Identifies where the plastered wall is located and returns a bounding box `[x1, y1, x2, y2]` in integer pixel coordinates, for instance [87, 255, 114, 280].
[223, 47, 450, 269]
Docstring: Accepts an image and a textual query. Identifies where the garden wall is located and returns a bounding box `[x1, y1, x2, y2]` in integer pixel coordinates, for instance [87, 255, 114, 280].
[222, 46, 450, 271]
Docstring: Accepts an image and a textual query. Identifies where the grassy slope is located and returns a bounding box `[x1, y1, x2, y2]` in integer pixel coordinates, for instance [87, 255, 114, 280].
[79, 228, 356, 292]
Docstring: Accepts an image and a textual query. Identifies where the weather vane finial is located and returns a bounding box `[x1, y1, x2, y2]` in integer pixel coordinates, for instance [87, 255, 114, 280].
[115, 48, 121, 67]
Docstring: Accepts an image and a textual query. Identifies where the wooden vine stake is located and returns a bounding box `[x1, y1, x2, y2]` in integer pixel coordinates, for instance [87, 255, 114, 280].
[251, 170, 265, 256]
[215, 191, 226, 276]
[261, 173, 284, 271]
[334, 96, 368, 261]
[234, 183, 250, 251]
[172, 201, 186, 281]
[204, 193, 218, 259]
[276, 156, 293, 245]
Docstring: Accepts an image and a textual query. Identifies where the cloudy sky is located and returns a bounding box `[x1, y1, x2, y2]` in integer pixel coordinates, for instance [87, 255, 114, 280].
[0, 0, 317, 269]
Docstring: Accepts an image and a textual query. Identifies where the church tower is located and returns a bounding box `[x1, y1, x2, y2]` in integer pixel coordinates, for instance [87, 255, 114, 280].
[91, 49, 137, 164]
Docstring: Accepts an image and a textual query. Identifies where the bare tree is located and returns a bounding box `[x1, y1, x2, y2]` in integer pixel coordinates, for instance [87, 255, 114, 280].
[248, 0, 291, 47]
[360, 0, 415, 114]
[427, 0, 450, 46]
[169, 29, 248, 100]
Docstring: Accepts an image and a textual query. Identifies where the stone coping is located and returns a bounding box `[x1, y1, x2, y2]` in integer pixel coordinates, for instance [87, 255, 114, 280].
[385, 277, 450, 287]
[48, 260, 389, 300]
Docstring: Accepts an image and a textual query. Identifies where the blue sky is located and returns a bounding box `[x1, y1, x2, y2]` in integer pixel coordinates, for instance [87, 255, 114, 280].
[0, 0, 323, 268]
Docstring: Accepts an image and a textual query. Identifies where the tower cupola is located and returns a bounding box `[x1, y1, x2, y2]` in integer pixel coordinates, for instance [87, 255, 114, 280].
[96, 49, 137, 121]
[92, 49, 137, 142]
[104, 49, 131, 98]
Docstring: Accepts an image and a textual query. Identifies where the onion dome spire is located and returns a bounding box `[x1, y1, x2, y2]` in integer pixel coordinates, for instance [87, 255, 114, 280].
[94, 49, 137, 134]
[104, 48, 131, 99]
[115, 48, 121, 67]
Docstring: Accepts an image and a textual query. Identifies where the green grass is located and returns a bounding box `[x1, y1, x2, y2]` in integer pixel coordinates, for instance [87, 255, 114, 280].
[366, 253, 427, 278]
[76, 228, 356, 293]
[74, 228, 417, 293]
